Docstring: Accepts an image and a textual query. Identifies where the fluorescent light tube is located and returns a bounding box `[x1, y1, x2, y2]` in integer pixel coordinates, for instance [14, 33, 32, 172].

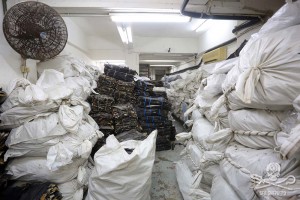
[111, 13, 190, 23]
[117, 26, 128, 44]
[150, 64, 175, 67]
[126, 27, 132, 43]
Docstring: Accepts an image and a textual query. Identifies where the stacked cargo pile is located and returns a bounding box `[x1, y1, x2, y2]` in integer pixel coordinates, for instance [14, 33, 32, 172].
[112, 104, 141, 135]
[175, 2, 300, 199]
[88, 74, 116, 156]
[114, 80, 135, 104]
[0, 55, 103, 200]
[135, 80, 176, 151]
[101, 64, 142, 136]
[166, 66, 214, 122]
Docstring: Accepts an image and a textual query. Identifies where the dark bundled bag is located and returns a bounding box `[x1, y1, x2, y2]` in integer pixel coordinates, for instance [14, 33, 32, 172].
[138, 116, 168, 123]
[0, 89, 7, 105]
[135, 81, 154, 91]
[116, 80, 135, 92]
[90, 113, 114, 128]
[97, 74, 117, 88]
[114, 91, 136, 104]
[156, 135, 172, 151]
[149, 80, 164, 87]
[99, 127, 115, 136]
[105, 69, 135, 82]
[0, 132, 9, 174]
[150, 91, 168, 99]
[112, 104, 138, 119]
[115, 122, 141, 135]
[137, 97, 171, 110]
[104, 64, 137, 75]
[112, 104, 140, 134]
[95, 87, 115, 96]
[136, 107, 169, 117]
[115, 129, 147, 142]
[88, 94, 115, 113]
[140, 120, 173, 129]
[0, 182, 62, 200]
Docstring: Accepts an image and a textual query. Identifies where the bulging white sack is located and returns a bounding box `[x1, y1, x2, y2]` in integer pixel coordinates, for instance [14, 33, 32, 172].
[58, 105, 83, 134]
[212, 58, 238, 74]
[58, 180, 83, 200]
[1, 82, 48, 112]
[86, 131, 157, 200]
[228, 109, 289, 149]
[6, 157, 87, 183]
[6, 113, 65, 147]
[210, 175, 240, 200]
[64, 76, 93, 100]
[175, 160, 211, 200]
[200, 74, 226, 99]
[249, 0, 300, 42]
[36, 69, 73, 101]
[0, 101, 59, 130]
[235, 25, 300, 108]
[191, 117, 214, 149]
[220, 143, 300, 200]
[37, 55, 91, 78]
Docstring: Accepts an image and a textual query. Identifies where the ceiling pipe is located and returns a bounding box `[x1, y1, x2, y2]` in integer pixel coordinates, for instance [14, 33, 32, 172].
[180, 0, 261, 20]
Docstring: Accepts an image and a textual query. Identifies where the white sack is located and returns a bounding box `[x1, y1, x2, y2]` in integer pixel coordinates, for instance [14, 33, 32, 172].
[220, 143, 300, 200]
[175, 160, 211, 200]
[86, 131, 157, 200]
[222, 64, 241, 93]
[2, 78, 31, 95]
[212, 58, 238, 74]
[37, 55, 91, 79]
[64, 76, 93, 100]
[36, 69, 73, 101]
[211, 175, 240, 200]
[46, 121, 101, 171]
[1, 83, 48, 112]
[0, 101, 59, 130]
[58, 105, 83, 134]
[294, 95, 300, 113]
[235, 25, 300, 108]
[201, 74, 226, 99]
[6, 157, 87, 183]
[58, 180, 83, 200]
[249, 0, 300, 42]
[191, 117, 214, 149]
[228, 109, 289, 149]
[6, 113, 65, 147]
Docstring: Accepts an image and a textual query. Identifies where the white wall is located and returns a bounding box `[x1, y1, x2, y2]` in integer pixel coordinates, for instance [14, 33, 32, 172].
[134, 36, 198, 53]
[0, 2, 37, 87]
[62, 17, 94, 64]
[198, 20, 238, 53]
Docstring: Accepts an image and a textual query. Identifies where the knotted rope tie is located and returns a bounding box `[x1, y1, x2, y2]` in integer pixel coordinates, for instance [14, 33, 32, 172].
[233, 130, 279, 137]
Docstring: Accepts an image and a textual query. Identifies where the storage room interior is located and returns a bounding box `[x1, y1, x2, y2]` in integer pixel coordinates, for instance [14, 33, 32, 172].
[1, 0, 300, 200]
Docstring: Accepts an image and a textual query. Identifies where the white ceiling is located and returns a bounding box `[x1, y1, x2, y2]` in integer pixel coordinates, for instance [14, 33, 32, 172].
[70, 16, 203, 38]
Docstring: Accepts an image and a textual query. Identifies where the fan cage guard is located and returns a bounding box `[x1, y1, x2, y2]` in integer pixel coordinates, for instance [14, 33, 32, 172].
[3, 1, 68, 60]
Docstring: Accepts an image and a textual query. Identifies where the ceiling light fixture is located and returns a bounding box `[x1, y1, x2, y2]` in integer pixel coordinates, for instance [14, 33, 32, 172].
[126, 27, 132, 43]
[150, 64, 175, 67]
[195, 19, 219, 33]
[117, 26, 133, 44]
[111, 13, 190, 23]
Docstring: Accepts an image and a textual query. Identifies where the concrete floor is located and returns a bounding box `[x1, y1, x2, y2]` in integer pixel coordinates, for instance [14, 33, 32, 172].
[150, 120, 185, 200]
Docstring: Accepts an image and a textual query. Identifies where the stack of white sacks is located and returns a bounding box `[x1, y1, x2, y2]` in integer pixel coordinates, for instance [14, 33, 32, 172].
[175, 1, 300, 199]
[166, 64, 214, 121]
[0, 54, 103, 200]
